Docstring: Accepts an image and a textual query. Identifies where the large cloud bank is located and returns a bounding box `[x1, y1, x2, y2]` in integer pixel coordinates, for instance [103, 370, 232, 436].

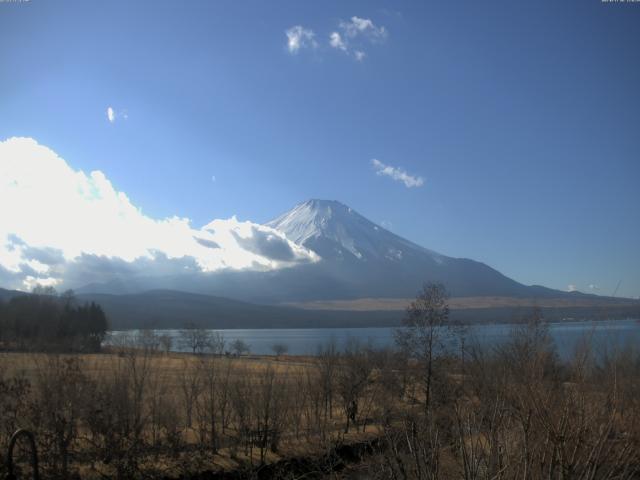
[0, 137, 318, 291]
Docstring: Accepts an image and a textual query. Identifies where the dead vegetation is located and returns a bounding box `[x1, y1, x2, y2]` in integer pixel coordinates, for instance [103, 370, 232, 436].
[1, 285, 639, 479]
[0, 339, 395, 479]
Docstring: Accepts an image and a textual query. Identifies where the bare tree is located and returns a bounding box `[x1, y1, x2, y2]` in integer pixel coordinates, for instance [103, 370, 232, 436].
[178, 358, 201, 429]
[395, 282, 452, 414]
[136, 329, 161, 353]
[271, 342, 288, 357]
[83, 348, 154, 479]
[231, 338, 250, 356]
[179, 323, 215, 355]
[194, 353, 232, 453]
[336, 338, 372, 433]
[158, 333, 173, 354]
[29, 355, 89, 478]
[208, 331, 225, 355]
[317, 339, 338, 424]
[252, 366, 289, 462]
[0, 368, 31, 459]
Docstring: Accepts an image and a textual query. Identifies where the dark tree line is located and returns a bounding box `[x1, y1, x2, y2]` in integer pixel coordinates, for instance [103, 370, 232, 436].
[0, 287, 108, 352]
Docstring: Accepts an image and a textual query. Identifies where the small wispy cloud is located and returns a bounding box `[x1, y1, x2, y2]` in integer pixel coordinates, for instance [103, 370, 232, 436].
[285, 25, 317, 54]
[106, 106, 128, 123]
[588, 284, 599, 291]
[328, 17, 387, 61]
[568, 284, 578, 292]
[286, 17, 386, 61]
[329, 32, 347, 51]
[340, 16, 387, 41]
[371, 159, 424, 188]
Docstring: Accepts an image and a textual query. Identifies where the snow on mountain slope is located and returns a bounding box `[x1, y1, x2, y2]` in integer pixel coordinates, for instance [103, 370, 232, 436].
[267, 199, 445, 264]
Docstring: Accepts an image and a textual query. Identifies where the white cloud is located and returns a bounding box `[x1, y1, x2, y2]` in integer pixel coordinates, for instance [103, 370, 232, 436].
[329, 32, 347, 51]
[568, 284, 578, 292]
[285, 25, 317, 54]
[588, 284, 599, 291]
[371, 159, 424, 188]
[0, 137, 318, 290]
[340, 16, 387, 40]
[107, 107, 128, 123]
[328, 17, 386, 61]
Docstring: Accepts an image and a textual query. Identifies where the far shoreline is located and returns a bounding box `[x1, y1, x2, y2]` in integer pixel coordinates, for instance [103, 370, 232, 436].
[108, 314, 640, 332]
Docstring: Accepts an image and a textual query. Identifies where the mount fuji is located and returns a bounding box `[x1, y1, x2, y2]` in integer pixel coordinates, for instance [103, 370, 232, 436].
[62, 199, 640, 328]
[75, 199, 570, 303]
[263, 199, 556, 301]
[267, 199, 446, 264]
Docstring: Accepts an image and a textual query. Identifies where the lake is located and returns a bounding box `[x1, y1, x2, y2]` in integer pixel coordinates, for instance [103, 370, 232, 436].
[110, 318, 640, 359]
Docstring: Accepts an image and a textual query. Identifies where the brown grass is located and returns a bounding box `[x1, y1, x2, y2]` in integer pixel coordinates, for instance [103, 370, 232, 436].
[284, 295, 639, 311]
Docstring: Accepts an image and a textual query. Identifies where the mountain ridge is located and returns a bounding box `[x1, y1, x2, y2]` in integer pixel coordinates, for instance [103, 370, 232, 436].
[265, 199, 562, 300]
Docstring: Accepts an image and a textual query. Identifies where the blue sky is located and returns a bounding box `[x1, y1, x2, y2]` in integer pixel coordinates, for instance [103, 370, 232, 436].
[1, 0, 639, 297]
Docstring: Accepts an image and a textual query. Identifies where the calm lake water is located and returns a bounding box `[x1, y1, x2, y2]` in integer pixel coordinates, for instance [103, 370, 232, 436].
[111, 318, 640, 359]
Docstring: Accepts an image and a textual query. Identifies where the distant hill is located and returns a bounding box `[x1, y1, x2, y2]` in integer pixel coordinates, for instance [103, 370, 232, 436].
[0, 287, 27, 302]
[76, 290, 402, 330]
[3, 287, 638, 330]
[68, 290, 640, 329]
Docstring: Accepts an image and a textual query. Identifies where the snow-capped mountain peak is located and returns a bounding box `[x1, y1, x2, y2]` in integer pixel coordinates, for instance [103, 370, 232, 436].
[266, 199, 444, 264]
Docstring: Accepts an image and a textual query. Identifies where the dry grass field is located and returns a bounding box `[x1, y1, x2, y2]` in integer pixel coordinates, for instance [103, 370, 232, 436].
[2, 316, 640, 479]
[0, 347, 392, 479]
[285, 295, 640, 311]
